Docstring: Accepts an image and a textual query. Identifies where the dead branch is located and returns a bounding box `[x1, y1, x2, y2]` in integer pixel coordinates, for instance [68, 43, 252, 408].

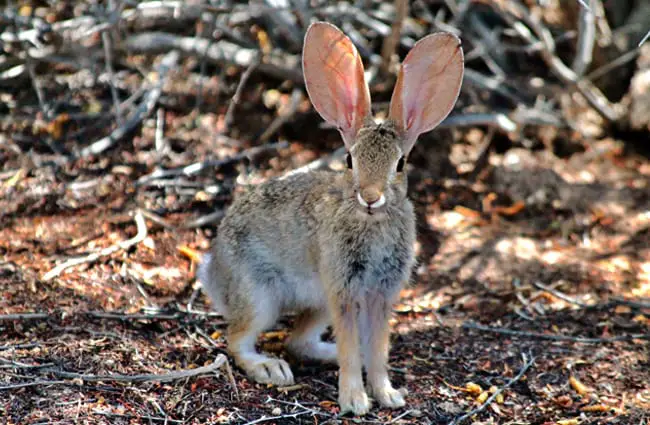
[571, 0, 597, 76]
[47, 354, 227, 383]
[0, 312, 50, 321]
[447, 353, 535, 425]
[532, 281, 589, 307]
[125, 32, 302, 83]
[224, 53, 261, 132]
[381, 0, 409, 71]
[183, 210, 226, 229]
[0, 380, 69, 391]
[137, 141, 288, 184]
[42, 210, 148, 281]
[464, 321, 649, 343]
[93, 410, 184, 424]
[77, 50, 179, 158]
[498, 1, 623, 122]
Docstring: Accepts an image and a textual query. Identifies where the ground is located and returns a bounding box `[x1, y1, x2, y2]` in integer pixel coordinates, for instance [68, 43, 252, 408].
[1, 127, 649, 424]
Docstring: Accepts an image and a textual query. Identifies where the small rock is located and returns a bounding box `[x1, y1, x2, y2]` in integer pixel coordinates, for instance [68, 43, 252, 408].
[271, 407, 282, 416]
[409, 409, 423, 417]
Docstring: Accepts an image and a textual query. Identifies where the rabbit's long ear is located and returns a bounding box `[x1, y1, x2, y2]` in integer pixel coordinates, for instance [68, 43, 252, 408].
[303, 22, 371, 148]
[389, 33, 464, 155]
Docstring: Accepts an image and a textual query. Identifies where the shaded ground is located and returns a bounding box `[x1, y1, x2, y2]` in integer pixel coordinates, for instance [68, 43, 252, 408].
[1, 1, 650, 424]
[1, 132, 649, 424]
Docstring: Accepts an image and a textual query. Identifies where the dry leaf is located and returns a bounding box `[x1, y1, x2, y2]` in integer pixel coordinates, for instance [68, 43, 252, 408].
[476, 391, 489, 404]
[555, 419, 580, 425]
[466, 382, 483, 395]
[178, 245, 202, 263]
[454, 205, 482, 218]
[569, 375, 590, 396]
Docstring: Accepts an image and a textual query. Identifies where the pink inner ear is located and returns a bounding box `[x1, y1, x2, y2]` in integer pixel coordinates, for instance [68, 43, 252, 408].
[303, 22, 371, 147]
[388, 32, 464, 153]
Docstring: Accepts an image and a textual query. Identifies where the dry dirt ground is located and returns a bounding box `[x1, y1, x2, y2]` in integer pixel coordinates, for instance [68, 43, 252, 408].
[1, 124, 649, 425]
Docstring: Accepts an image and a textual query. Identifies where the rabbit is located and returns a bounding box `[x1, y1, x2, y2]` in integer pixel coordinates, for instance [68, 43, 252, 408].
[198, 21, 464, 416]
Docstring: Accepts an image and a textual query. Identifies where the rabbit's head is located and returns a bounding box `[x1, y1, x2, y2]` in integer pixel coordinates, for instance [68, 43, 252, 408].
[303, 22, 464, 215]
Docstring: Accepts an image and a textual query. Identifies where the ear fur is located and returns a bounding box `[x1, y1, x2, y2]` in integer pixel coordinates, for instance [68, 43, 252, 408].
[302, 22, 371, 148]
[389, 32, 464, 154]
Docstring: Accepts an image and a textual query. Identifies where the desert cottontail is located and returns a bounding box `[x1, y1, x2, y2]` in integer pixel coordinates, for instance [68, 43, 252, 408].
[198, 22, 464, 415]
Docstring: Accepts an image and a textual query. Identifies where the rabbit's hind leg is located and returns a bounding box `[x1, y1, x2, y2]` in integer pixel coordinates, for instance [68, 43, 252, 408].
[228, 297, 295, 386]
[287, 308, 337, 363]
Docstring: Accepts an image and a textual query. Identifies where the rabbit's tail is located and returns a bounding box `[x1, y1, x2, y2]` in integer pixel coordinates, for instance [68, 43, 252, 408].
[197, 252, 229, 317]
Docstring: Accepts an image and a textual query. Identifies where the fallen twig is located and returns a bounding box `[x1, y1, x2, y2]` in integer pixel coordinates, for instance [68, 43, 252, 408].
[224, 53, 261, 132]
[42, 210, 148, 281]
[464, 322, 649, 343]
[0, 380, 69, 391]
[532, 281, 589, 307]
[137, 141, 288, 183]
[0, 312, 50, 321]
[125, 32, 302, 83]
[447, 353, 535, 425]
[48, 354, 227, 383]
[93, 410, 184, 424]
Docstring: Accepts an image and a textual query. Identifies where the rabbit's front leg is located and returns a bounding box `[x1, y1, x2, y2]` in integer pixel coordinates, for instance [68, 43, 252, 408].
[332, 300, 371, 415]
[362, 292, 406, 409]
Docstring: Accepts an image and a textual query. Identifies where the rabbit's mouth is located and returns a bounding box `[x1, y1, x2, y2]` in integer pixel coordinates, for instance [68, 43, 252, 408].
[355, 193, 388, 216]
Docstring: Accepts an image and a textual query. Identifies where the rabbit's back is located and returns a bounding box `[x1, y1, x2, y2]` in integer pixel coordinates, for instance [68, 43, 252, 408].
[200, 171, 337, 317]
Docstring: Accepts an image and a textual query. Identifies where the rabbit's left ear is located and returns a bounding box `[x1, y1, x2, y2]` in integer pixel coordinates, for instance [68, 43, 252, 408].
[389, 33, 464, 155]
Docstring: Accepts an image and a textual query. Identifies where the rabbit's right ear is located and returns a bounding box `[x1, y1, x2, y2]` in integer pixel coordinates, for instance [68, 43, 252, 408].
[303, 22, 371, 148]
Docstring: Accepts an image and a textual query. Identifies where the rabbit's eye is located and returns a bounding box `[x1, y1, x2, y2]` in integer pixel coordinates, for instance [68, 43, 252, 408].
[346, 153, 353, 169]
[396, 156, 405, 172]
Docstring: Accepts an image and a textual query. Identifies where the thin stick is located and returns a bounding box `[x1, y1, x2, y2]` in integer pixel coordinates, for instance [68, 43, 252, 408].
[137, 141, 288, 183]
[78, 50, 179, 158]
[0, 380, 69, 391]
[42, 211, 148, 281]
[447, 353, 535, 425]
[155, 107, 167, 154]
[639, 29, 650, 47]
[532, 281, 588, 307]
[572, 0, 596, 76]
[381, 0, 409, 71]
[48, 354, 226, 383]
[464, 322, 649, 343]
[0, 312, 50, 321]
[224, 54, 260, 131]
[241, 411, 312, 425]
[125, 32, 302, 83]
[102, 29, 123, 125]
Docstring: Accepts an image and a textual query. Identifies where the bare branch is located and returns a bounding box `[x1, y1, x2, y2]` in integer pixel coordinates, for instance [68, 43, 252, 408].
[47, 354, 227, 383]
[42, 211, 148, 281]
[77, 50, 179, 158]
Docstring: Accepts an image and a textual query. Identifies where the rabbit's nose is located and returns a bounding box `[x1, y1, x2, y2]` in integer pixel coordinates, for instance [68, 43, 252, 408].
[358, 189, 386, 209]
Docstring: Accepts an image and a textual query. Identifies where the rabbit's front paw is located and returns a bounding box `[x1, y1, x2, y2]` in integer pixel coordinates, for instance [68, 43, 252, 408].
[245, 358, 294, 386]
[373, 385, 407, 409]
[339, 386, 371, 416]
